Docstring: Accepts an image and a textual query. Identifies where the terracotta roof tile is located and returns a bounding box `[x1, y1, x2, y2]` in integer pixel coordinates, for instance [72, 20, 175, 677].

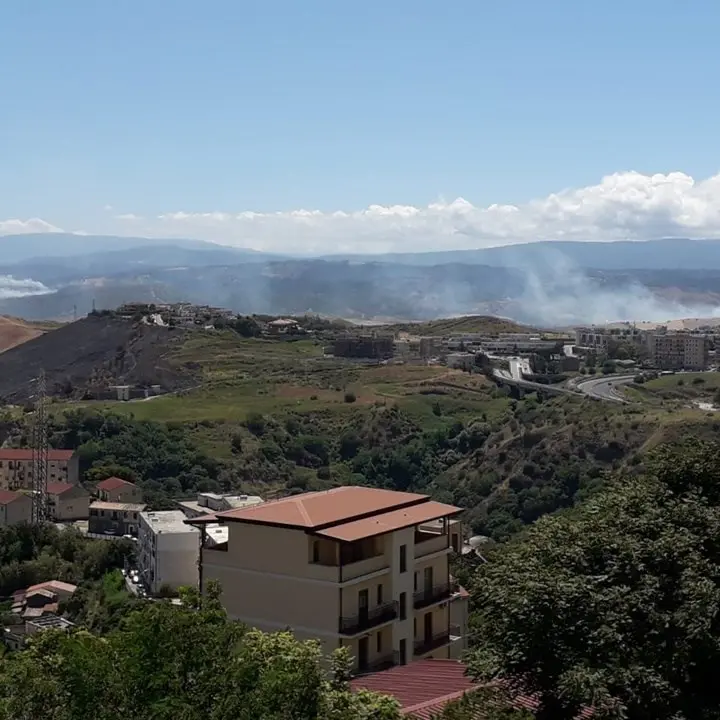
[27, 580, 77, 595]
[0, 489, 23, 505]
[316, 500, 461, 542]
[46, 482, 76, 496]
[96, 476, 135, 491]
[0, 448, 74, 461]
[216, 487, 430, 530]
[351, 660, 594, 719]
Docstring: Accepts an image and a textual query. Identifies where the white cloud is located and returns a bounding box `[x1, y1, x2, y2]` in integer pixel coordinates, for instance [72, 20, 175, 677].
[8, 171, 720, 253]
[115, 171, 720, 253]
[0, 218, 63, 235]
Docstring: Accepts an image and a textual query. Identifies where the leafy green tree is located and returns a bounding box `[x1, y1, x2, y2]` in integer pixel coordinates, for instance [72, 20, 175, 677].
[467, 439, 720, 720]
[0, 582, 400, 720]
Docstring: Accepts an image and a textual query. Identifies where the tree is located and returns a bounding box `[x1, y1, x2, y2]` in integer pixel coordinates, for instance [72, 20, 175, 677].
[466, 439, 720, 720]
[0, 583, 400, 720]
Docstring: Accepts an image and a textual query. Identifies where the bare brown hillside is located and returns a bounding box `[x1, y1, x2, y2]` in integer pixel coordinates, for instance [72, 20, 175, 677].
[0, 315, 198, 403]
[0, 316, 51, 353]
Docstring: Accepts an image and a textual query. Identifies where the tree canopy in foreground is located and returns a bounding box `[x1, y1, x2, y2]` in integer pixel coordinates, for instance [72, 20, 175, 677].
[0, 583, 401, 720]
[467, 439, 720, 720]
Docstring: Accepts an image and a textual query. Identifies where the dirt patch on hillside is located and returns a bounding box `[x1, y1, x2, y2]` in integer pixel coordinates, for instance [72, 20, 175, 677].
[0, 316, 45, 353]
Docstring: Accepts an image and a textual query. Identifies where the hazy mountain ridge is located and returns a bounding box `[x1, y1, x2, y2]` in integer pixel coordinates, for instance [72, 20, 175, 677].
[3, 234, 720, 324]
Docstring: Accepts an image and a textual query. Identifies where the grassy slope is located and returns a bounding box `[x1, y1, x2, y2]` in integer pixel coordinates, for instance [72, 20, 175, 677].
[42, 329, 720, 538]
[49, 331, 507, 456]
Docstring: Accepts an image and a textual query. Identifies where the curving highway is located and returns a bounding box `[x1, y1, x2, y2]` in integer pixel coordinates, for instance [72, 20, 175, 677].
[574, 374, 636, 403]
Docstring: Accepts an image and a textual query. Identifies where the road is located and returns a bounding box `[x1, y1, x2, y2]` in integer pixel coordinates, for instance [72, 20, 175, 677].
[492, 367, 580, 397]
[574, 374, 636, 403]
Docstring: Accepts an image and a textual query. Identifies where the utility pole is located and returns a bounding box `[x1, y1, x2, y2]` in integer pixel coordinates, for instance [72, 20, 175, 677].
[30, 370, 49, 525]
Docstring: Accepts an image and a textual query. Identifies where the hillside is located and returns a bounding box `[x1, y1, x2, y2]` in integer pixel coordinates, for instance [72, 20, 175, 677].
[0, 315, 196, 403]
[25, 326, 718, 537]
[381, 315, 532, 336]
[0, 316, 57, 353]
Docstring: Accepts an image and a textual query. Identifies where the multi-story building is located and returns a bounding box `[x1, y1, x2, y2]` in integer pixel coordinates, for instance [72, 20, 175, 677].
[0, 449, 79, 491]
[46, 482, 90, 522]
[574, 325, 644, 350]
[0, 490, 32, 527]
[88, 501, 146, 536]
[646, 333, 708, 371]
[94, 476, 144, 504]
[137, 510, 200, 594]
[189, 487, 467, 674]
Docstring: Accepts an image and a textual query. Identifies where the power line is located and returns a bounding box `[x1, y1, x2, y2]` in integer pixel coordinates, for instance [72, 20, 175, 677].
[30, 370, 49, 525]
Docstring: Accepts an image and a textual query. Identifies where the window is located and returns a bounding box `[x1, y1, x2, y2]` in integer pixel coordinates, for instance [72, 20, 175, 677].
[399, 592, 407, 620]
[399, 544, 407, 573]
[376, 583, 383, 605]
[312, 541, 320, 563]
[376, 632, 382, 653]
[413, 572, 418, 592]
[399, 639, 407, 665]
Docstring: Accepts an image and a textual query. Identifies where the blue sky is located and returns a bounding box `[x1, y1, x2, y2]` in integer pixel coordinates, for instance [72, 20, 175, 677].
[2, 0, 720, 253]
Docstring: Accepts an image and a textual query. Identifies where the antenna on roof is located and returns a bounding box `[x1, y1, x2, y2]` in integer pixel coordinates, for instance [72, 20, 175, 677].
[30, 369, 49, 525]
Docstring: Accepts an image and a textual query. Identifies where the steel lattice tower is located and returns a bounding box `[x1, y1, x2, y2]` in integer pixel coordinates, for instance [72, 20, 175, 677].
[30, 370, 49, 525]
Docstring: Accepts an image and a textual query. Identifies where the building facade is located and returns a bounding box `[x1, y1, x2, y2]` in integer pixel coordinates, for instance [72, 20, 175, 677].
[88, 501, 146, 536]
[0, 449, 79, 491]
[137, 510, 200, 594]
[0, 490, 32, 527]
[646, 333, 708, 371]
[189, 487, 467, 674]
[94, 477, 144, 504]
[47, 482, 90, 522]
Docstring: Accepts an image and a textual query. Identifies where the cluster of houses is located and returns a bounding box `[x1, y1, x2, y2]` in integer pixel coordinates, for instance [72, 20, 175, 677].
[0, 444, 496, 714]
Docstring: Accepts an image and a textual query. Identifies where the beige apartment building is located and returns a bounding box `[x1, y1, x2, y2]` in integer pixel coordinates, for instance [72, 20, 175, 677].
[189, 487, 467, 674]
[94, 476, 144, 504]
[0, 449, 79, 491]
[646, 333, 708, 371]
[46, 482, 90, 522]
[0, 490, 32, 527]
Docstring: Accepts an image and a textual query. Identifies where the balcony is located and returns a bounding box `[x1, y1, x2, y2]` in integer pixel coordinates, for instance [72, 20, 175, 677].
[414, 629, 451, 656]
[413, 582, 453, 610]
[339, 601, 399, 636]
[355, 651, 399, 676]
[414, 527, 449, 557]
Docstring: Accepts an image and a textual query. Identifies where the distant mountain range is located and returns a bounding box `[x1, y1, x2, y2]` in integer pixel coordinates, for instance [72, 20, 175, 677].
[3, 233, 720, 325]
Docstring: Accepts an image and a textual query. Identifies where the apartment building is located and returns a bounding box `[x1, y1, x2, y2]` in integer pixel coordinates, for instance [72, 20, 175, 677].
[137, 511, 200, 594]
[88, 501, 146, 536]
[0, 449, 79, 491]
[189, 487, 467, 674]
[0, 490, 31, 527]
[94, 476, 144, 504]
[46, 482, 90, 522]
[646, 333, 708, 371]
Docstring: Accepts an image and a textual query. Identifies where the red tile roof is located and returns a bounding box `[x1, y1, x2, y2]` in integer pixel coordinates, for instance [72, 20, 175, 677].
[351, 660, 594, 719]
[26, 580, 77, 595]
[96, 476, 135, 491]
[202, 487, 435, 530]
[0, 448, 74, 461]
[317, 500, 461, 542]
[46, 482, 76, 496]
[0, 489, 24, 505]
